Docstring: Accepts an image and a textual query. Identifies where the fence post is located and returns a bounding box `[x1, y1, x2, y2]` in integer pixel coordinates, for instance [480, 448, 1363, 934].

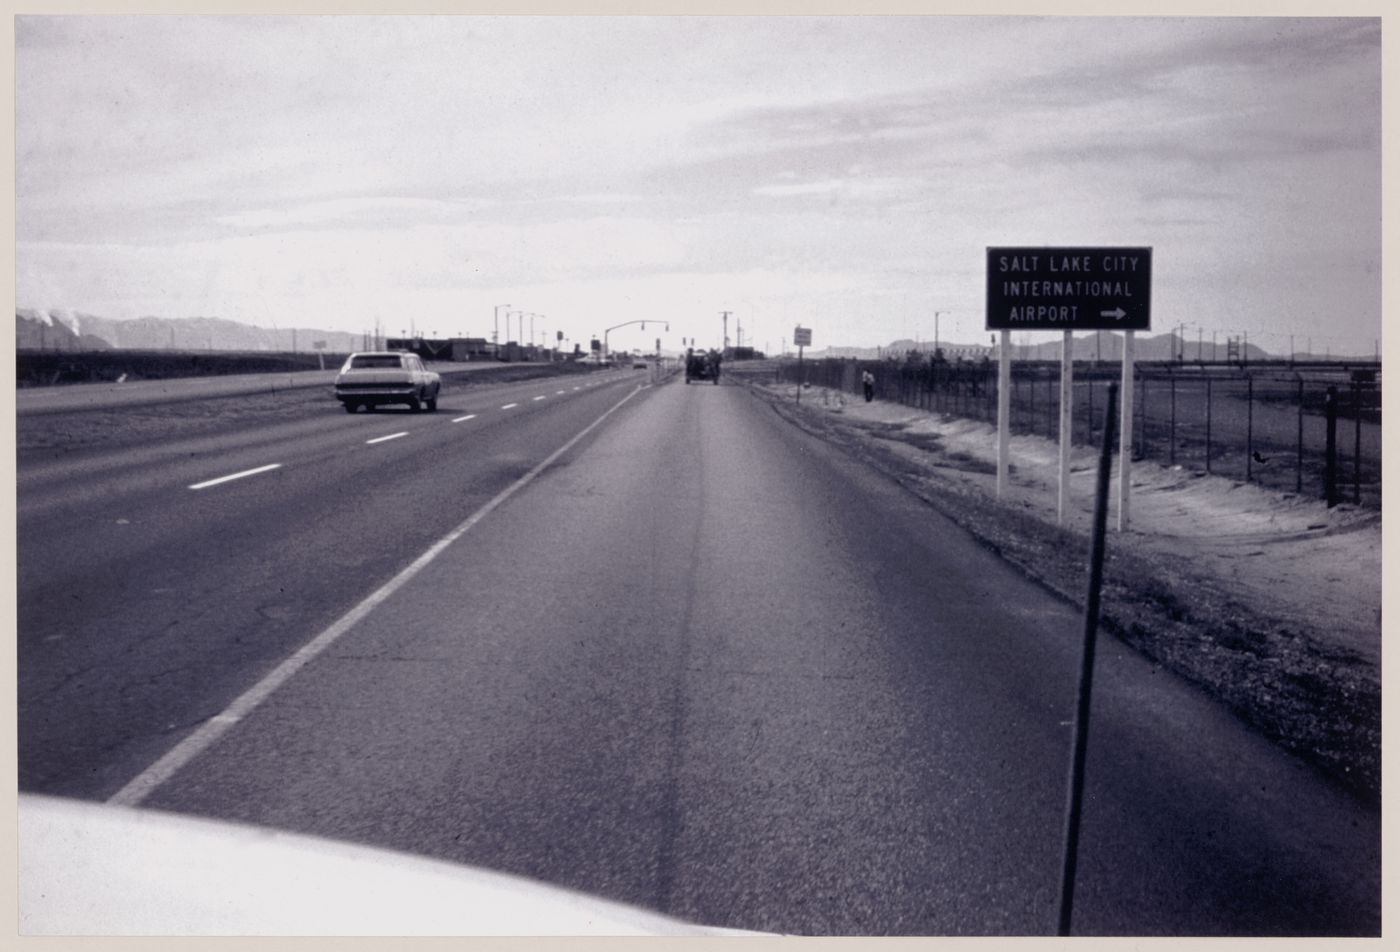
[1139, 375, 1148, 459]
[1087, 378, 1095, 448]
[1169, 374, 1176, 466]
[1028, 370, 1035, 434]
[1296, 377, 1304, 494]
[1324, 385, 1338, 507]
[1205, 377, 1213, 473]
[1354, 382, 1363, 505]
[1246, 375, 1254, 483]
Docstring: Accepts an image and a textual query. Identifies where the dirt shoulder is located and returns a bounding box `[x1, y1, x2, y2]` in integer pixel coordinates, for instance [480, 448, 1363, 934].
[750, 382, 1381, 803]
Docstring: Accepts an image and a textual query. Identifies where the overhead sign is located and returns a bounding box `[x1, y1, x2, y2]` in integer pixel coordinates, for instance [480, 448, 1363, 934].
[986, 246, 1152, 331]
[793, 326, 812, 347]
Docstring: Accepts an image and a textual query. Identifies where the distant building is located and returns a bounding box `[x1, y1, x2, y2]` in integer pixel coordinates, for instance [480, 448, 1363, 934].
[384, 336, 493, 362]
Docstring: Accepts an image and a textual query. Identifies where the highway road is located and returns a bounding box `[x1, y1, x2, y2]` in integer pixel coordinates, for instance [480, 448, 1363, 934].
[16, 367, 1380, 935]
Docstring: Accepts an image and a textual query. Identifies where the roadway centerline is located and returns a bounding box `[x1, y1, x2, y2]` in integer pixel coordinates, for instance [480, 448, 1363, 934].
[188, 464, 283, 491]
[366, 432, 409, 445]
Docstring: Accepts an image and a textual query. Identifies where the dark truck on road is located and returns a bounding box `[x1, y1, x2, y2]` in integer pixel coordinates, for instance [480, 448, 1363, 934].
[685, 348, 721, 385]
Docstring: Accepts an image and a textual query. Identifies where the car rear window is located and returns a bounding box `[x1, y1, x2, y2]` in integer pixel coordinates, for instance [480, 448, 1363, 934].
[349, 355, 404, 369]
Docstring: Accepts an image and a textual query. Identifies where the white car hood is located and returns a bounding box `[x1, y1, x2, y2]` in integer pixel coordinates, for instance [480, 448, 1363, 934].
[19, 795, 759, 936]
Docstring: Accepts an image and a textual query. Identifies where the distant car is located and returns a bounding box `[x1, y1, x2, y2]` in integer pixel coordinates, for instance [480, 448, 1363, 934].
[334, 351, 441, 413]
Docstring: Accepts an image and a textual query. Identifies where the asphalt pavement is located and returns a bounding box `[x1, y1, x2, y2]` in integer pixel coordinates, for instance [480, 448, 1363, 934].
[15, 370, 1380, 935]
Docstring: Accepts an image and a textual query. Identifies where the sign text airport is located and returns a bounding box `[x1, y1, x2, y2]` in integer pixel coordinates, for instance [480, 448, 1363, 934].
[986, 246, 1152, 331]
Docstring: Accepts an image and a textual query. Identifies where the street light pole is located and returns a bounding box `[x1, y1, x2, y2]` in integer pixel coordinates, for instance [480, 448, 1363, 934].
[934, 311, 943, 355]
[493, 303, 510, 347]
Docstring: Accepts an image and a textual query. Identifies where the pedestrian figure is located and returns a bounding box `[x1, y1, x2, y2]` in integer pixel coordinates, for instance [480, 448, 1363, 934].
[862, 369, 875, 402]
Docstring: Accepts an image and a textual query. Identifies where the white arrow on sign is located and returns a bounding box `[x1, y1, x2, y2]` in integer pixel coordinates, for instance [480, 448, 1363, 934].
[1100, 307, 1127, 320]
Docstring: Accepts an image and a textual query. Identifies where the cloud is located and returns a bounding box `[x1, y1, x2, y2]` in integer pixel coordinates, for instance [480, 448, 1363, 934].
[214, 196, 492, 231]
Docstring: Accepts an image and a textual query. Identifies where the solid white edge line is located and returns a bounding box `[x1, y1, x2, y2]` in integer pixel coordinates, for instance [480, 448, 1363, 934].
[107, 384, 647, 808]
[188, 464, 283, 490]
[452, 414, 477, 423]
[366, 432, 409, 445]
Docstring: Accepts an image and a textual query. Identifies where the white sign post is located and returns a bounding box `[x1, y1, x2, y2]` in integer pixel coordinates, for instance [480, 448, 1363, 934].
[793, 326, 811, 404]
[1059, 331, 1073, 524]
[1118, 330, 1135, 531]
[997, 330, 1011, 497]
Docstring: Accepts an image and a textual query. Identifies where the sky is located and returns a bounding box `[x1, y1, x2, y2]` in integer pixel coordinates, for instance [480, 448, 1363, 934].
[13, 12, 1384, 357]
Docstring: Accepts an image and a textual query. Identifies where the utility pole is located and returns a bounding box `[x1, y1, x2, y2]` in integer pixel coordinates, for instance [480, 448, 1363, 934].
[721, 311, 731, 351]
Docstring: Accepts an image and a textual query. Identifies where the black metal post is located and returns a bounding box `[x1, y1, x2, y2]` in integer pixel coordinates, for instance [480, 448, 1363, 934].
[1057, 381, 1118, 937]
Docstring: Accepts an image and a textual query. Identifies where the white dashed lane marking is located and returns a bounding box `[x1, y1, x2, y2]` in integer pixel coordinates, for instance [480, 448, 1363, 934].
[109, 384, 646, 808]
[366, 432, 409, 445]
[501, 403, 519, 410]
[452, 414, 477, 423]
[188, 464, 283, 491]
[532, 395, 546, 402]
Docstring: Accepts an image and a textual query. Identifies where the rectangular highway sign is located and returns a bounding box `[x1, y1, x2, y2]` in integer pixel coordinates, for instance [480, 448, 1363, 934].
[986, 246, 1152, 331]
[793, 326, 812, 347]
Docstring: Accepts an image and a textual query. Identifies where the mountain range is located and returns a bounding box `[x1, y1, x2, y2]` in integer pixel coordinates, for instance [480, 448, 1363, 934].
[14, 308, 1364, 363]
[16, 308, 363, 354]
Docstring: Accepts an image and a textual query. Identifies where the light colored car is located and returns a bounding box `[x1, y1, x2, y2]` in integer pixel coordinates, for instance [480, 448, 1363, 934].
[334, 351, 441, 413]
[20, 795, 766, 935]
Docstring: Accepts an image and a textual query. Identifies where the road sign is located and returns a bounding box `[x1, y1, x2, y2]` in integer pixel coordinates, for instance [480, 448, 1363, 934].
[793, 326, 812, 347]
[986, 247, 1152, 331]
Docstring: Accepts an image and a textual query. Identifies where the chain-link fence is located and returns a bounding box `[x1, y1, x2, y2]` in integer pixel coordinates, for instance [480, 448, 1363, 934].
[777, 356, 1380, 508]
